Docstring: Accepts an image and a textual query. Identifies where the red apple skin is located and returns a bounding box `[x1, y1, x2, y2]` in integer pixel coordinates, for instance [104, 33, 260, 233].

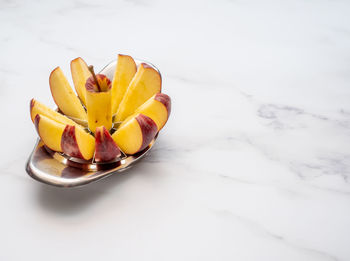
[135, 114, 158, 152]
[34, 114, 40, 133]
[61, 125, 84, 159]
[95, 126, 121, 162]
[30, 98, 35, 112]
[141, 63, 153, 69]
[154, 93, 171, 116]
[85, 74, 111, 92]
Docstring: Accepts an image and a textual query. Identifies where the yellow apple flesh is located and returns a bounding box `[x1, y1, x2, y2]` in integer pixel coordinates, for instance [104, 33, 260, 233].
[49, 67, 87, 120]
[112, 113, 158, 155]
[120, 93, 171, 131]
[61, 125, 95, 160]
[85, 74, 112, 133]
[111, 54, 137, 115]
[70, 57, 92, 106]
[115, 63, 161, 122]
[34, 114, 65, 152]
[34, 114, 95, 160]
[30, 98, 79, 126]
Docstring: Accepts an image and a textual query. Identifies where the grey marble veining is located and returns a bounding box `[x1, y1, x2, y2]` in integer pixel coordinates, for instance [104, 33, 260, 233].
[1, 0, 350, 260]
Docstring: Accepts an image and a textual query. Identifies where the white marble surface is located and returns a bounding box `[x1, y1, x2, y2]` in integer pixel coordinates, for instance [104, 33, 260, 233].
[1, 0, 350, 260]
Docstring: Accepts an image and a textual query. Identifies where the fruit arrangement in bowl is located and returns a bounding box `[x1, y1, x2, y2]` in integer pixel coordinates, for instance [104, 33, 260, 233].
[30, 54, 171, 165]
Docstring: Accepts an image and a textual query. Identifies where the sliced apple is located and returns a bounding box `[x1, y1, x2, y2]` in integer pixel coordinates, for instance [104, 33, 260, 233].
[111, 54, 137, 115]
[112, 113, 158, 155]
[30, 98, 79, 126]
[95, 126, 121, 162]
[115, 63, 161, 122]
[71, 57, 92, 106]
[34, 114, 94, 160]
[85, 74, 112, 133]
[49, 67, 87, 120]
[34, 114, 65, 152]
[61, 125, 95, 160]
[120, 93, 171, 131]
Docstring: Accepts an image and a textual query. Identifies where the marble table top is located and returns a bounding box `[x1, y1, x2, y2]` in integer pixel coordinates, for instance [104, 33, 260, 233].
[1, 0, 349, 260]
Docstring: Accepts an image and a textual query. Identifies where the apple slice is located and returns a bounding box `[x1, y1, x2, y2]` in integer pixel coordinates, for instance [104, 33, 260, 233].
[30, 98, 82, 127]
[34, 114, 95, 160]
[85, 73, 112, 133]
[115, 63, 161, 122]
[120, 93, 171, 131]
[95, 126, 121, 162]
[111, 54, 137, 115]
[112, 113, 158, 155]
[49, 67, 87, 120]
[71, 57, 92, 106]
[34, 114, 65, 152]
[61, 125, 95, 160]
